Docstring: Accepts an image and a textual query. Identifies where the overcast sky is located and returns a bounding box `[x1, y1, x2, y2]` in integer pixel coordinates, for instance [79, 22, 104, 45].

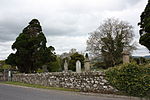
[0, 0, 149, 60]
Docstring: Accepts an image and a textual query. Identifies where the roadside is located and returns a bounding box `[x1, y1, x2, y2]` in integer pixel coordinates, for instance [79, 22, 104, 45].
[0, 81, 79, 92]
[0, 81, 145, 100]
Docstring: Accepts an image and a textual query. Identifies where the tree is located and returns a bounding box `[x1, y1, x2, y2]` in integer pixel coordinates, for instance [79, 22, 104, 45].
[0, 60, 5, 68]
[138, 0, 150, 51]
[6, 19, 56, 73]
[47, 56, 62, 72]
[68, 52, 84, 71]
[87, 18, 135, 68]
[0, 60, 7, 72]
[0, 60, 16, 72]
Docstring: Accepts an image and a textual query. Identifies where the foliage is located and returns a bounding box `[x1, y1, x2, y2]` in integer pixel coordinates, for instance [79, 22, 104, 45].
[6, 19, 56, 73]
[85, 53, 89, 59]
[0, 60, 15, 72]
[47, 56, 62, 72]
[93, 61, 106, 69]
[105, 63, 150, 97]
[139, 33, 150, 51]
[0, 60, 5, 68]
[68, 52, 84, 71]
[87, 18, 135, 68]
[138, 0, 150, 51]
[131, 57, 150, 65]
[1, 64, 11, 70]
[37, 68, 44, 73]
[131, 57, 146, 65]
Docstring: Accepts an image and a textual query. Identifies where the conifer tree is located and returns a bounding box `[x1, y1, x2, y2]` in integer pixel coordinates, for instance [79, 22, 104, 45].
[138, 0, 150, 51]
[6, 19, 56, 73]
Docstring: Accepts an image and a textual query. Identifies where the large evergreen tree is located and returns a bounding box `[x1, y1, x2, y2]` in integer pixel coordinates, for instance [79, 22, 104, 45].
[138, 0, 150, 51]
[6, 19, 56, 73]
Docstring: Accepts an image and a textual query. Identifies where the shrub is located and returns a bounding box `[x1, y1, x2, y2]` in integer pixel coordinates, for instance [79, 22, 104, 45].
[37, 68, 44, 73]
[105, 63, 150, 97]
[93, 62, 107, 69]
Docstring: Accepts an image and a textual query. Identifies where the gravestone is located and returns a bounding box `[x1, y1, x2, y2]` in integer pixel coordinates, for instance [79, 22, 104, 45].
[76, 60, 81, 73]
[42, 65, 48, 72]
[64, 60, 68, 72]
[3, 69, 8, 81]
[8, 71, 12, 81]
[84, 53, 90, 71]
[122, 50, 130, 63]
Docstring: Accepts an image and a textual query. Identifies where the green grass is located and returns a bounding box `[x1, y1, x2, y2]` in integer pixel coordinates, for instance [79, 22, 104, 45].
[0, 81, 79, 92]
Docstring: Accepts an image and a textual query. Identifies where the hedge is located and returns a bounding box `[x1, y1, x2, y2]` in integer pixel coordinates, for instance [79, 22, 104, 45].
[105, 63, 150, 97]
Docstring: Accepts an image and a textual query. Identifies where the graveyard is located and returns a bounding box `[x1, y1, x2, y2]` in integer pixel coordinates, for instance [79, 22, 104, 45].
[0, 0, 150, 100]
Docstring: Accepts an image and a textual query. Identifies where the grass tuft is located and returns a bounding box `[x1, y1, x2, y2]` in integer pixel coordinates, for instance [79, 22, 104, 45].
[0, 81, 80, 92]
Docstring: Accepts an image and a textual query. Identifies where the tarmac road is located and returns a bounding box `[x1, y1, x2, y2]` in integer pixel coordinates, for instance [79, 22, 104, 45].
[0, 84, 141, 100]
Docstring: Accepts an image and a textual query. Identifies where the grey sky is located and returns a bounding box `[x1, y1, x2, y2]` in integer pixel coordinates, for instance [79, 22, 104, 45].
[0, 0, 148, 60]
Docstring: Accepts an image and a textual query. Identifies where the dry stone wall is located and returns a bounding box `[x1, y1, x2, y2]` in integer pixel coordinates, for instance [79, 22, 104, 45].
[12, 72, 116, 93]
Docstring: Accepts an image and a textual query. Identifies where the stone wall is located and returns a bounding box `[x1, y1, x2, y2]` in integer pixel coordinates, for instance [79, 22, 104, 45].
[12, 72, 116, 93]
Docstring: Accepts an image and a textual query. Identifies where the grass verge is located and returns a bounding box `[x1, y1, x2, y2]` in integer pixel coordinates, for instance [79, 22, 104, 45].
[0, 81, 80, 92]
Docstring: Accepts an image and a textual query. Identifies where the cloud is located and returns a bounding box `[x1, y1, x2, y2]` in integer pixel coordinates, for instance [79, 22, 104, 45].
[0, 0, 144, 39]
[132, 45, 149, 56]
[0, 0, 148, 60]
[47, 36, 88, 54]
[0, 41, 14, 60]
